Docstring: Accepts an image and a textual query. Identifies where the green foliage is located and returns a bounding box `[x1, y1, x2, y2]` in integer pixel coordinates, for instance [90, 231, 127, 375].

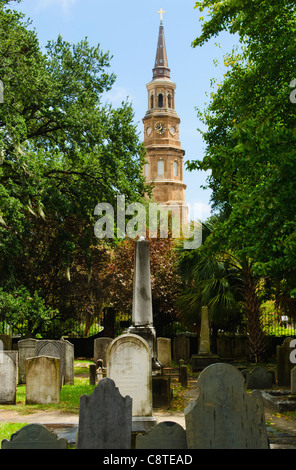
[0, 1, 149, 332]
[102, 235, 183, 336]
[189, 0, 296, 286]
[176, 221, 268, 359]
[0, 423, 29, 443]
[188, 0, 296, 275]
[176, 222, 243, 332]
[0, 286, 58, 336]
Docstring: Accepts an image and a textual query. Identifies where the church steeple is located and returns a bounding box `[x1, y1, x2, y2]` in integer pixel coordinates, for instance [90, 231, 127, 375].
[153, 18, 170, 80]
[142, 10, 188, 224]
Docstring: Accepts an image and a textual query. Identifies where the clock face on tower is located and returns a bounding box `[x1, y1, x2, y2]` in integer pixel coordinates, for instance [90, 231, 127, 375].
[146, 126, 152, 136]
[155, 122, 166, 134]
[169, 125, 176, 136]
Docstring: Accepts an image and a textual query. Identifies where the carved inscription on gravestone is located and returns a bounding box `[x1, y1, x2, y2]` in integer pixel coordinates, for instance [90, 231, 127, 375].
[0, 352, 17, 404]
[77, 378, 132, 449]
[2, 424, 67, 449]
[136, 421, 187, 449]
[35, 340, 65, 387]
[107, 334, 152, 417]
[26, 356, 60, 404]
[185, 363, 269, 449]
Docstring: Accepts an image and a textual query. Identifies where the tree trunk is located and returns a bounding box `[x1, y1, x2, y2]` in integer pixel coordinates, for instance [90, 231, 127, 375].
[241, 264, 266, 361]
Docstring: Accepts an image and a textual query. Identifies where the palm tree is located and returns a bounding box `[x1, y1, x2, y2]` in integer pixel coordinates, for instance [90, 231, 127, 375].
[176, 221, 266, 361]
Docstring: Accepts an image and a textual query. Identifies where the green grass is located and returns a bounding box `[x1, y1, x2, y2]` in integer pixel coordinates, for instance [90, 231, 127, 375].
[0, 361, 95, 443]
[0, 360, 95, 416]
[0, 423, 29, 443]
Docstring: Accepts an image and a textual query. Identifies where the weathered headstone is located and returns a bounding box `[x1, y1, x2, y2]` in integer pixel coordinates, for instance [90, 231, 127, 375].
[26, 356, 60, 404]
[1, 424, 67, 449]
[173, 334, 190, 363]
[93, 337, 113, 366]
[77, 378, 132, 449]
[61, 339, 74, 385]
[136, 421, 187, 449]
[0, 351, 17, 404]
[191, 306, 219, 371]
[17, 338, 37, 384]
[152, 375, 171, 409]
[277, 337, 294, 386]
[35, 340, 65, 387]
[107, 333, 156, 432]
[179, 364, 188, 387]
[246, 366, 273, 390]
[0, 334, 12, 350]
[291, 366, 296, 395]
[157, 337, 171, 368]
[89, 363, 96, 385]
[128, 237, 162, 375]
[185, 363, 269, 449]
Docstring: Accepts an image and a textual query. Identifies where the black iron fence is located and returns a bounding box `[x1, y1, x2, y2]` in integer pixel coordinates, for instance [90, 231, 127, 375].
[1, 310, 296, 340]
[0, 319, 101, 339]
[261, 311, 296, 337]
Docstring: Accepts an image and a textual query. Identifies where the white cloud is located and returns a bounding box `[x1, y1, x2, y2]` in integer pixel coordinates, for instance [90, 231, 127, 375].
[104, 86, 134, 107]
[36, 0, 77, 14]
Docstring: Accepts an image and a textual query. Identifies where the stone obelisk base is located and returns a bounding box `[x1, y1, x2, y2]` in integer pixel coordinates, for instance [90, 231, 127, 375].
[191, 353, 220, 372]
[128, 325, 163, 376]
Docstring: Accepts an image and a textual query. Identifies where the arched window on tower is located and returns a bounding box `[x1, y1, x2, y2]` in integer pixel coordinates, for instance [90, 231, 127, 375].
[158, 93, 163, 108]
[173, 161, 178, 177]
[157, 159, 164, 176]
[150, 94, 154, 109]
[168, 94, 172, 109]
[144, 163, 149, 178]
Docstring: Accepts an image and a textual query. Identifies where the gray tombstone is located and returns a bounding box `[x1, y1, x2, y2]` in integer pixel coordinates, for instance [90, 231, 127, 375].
[246, 366, 273, 389]
[0, 334, 12, 350]
[128, 237, 162, 374]
[1, 424, 67, 449]
[93, 337, 113, 366]
[61, 339, 74, 385]
[131, 237, 153, 326]
[35, 340, 65, 387]
[179, 364, 188, 387]
[107, 334, 155, 432]
[136, 421, 187, 449]
[185, 363, 269, 449]
[77, 378, 132, 449]
[26, 356, 60, 404]
[157, 338, 171, 368]
[173, 333, 190, 363]
[191, 306, 220, 371]
[89, 363, 96, 385]
[17, 338, 37, 384]
[0, 351, 17, 404]
[277, 337, 294, 386]
[291, 366, 296, 394]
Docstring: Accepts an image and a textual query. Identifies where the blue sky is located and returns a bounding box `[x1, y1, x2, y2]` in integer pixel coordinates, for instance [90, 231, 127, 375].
[14, 0, 238, 221]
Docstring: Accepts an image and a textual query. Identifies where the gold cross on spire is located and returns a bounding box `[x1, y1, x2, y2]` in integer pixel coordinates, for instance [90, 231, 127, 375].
[157, 8, 166, 21]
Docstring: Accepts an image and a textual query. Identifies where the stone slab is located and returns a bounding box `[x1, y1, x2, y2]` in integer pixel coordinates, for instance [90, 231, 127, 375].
[185, 363, 269, 449]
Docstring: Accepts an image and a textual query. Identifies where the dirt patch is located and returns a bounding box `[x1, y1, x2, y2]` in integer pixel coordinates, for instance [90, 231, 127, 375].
[0, 409, 79, 424]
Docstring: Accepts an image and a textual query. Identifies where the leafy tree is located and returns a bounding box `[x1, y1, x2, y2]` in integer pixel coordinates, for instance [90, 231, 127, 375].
[103, 235, 183, 336]
[184, 0, 296, 344]
[0, 286, 58, 337]
[176, 221, 266, 361]
[0, 0, 149, 333]
[188, 0, 296, 285]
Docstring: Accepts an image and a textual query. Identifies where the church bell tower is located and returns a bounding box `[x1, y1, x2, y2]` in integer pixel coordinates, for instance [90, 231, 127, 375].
[142, 10, 188, 223]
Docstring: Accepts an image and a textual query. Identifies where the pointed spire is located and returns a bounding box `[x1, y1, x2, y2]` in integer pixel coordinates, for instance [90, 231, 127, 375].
[152, 19, 171, 80]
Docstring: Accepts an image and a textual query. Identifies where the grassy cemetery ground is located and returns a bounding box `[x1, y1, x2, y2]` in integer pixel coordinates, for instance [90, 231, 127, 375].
[1, 359, 296, 444]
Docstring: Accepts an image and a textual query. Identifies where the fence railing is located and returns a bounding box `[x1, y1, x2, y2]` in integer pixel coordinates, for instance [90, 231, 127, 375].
[2, 312, 296, 340]
[0, 320, 101, 339]
[261, 312, 296, 337]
